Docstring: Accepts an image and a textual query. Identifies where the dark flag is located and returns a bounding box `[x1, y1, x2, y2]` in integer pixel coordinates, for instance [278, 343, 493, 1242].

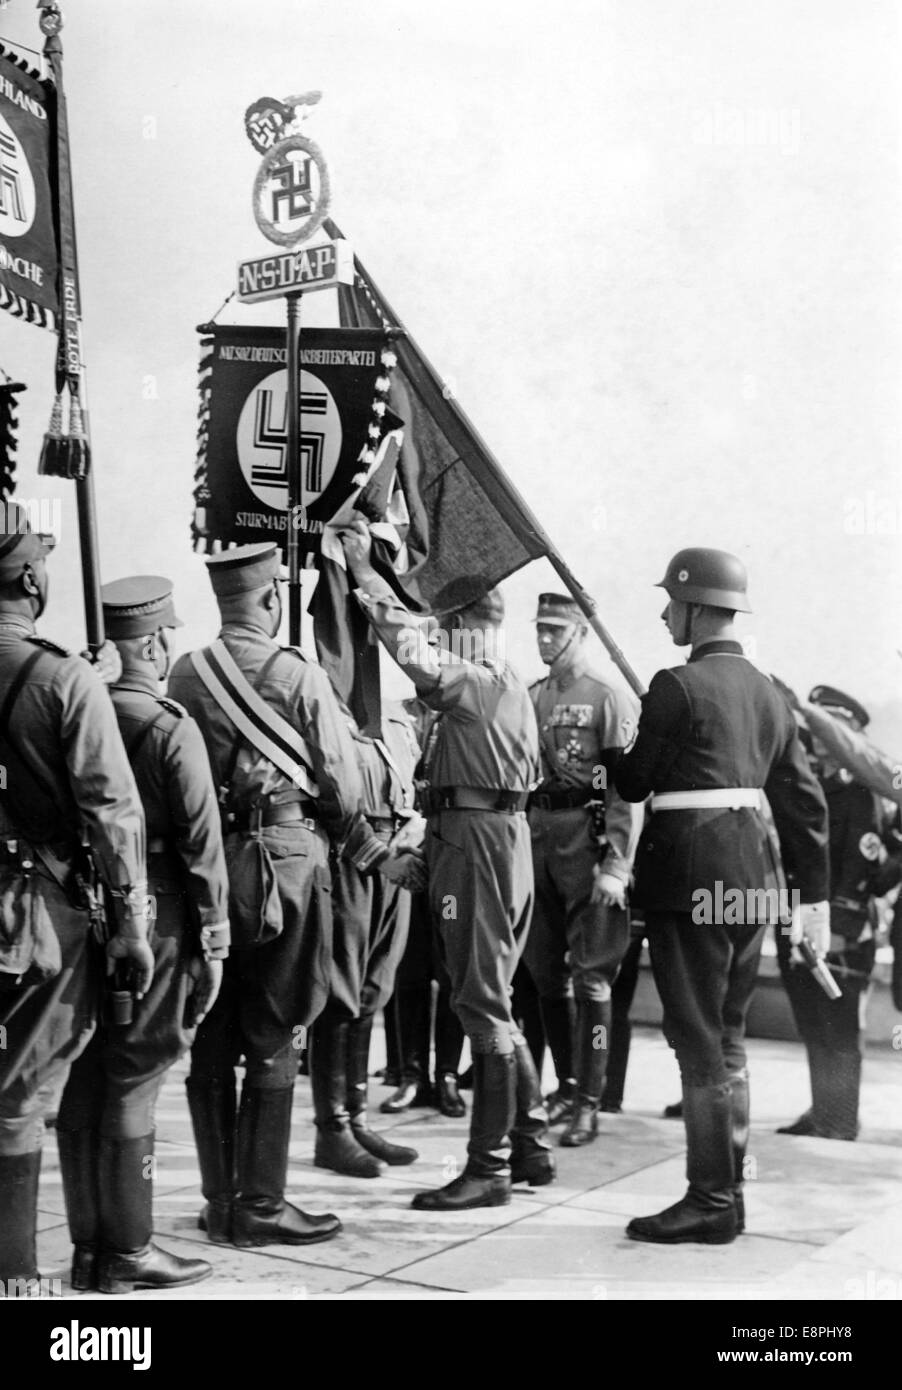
[329, 220, 646, 698]
[192, 321, 417, 733]
[0, 43, 57, 327]
[328, 221, 548, 607]
[37, 18, 90, 479]
[310, 423, 420, 734]
[192, 324, 394, 554]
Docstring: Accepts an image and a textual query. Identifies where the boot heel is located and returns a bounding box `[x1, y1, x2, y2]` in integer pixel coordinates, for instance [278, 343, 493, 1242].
[71, 1245, 97, 1291]
[98, 1265, 135, 1296]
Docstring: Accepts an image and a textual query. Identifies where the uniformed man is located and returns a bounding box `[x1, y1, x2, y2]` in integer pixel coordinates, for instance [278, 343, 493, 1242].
[800, 699, 902, 810]
[169, 543, 421, 1248]
[613, 548, 829, 1244]
[380, 694, 465, 1119]
[523, 593, 643, 1145]
[340, 520, 554, 1210]
[54, 576, 230, 1294]
[777, 684, 902, 1140]
[311, 700, 426, 1177]
[0, 507, 152, 1293]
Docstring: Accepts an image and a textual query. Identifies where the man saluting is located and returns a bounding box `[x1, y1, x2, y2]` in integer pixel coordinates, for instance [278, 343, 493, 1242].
[341, 520, 554, 1211]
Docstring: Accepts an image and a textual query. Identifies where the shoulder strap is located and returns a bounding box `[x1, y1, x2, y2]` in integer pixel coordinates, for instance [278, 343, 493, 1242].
[190, 640, 319, 797]
[218, 649, 284, 800]
[372, 735, 413, 811]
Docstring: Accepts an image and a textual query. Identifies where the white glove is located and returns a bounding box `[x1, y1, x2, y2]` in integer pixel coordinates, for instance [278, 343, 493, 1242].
[591, 867, 627, 909]
[789, 900, 831, 956]
[389, 812, 426, 854]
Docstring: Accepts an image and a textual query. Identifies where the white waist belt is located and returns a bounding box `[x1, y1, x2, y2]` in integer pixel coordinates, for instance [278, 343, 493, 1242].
[651, 788, 761, 812]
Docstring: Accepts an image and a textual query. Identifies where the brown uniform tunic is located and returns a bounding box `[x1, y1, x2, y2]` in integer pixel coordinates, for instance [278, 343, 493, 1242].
[330, 703, 420, 1017]
[355, 579, 540, 1055]
[57, 677, 229, 1137]
[169, 622, 376, 1086]
[524, 668, 642, 1002]
[0, 619, 145, 1154]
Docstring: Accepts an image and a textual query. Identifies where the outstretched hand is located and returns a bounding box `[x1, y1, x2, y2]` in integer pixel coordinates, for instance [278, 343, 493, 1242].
[380, 848, 428, 892]
[339, 518, 375, 575]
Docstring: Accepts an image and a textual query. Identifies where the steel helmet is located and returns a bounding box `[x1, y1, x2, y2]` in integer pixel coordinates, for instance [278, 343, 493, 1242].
[655, 548, 752, 613]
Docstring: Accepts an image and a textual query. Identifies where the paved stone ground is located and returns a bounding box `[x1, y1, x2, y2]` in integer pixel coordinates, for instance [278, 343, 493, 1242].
[36, 1026, 902, 1302]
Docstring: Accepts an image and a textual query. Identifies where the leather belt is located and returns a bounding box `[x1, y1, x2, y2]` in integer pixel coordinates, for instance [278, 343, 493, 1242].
[227, 802, 318, 834]
[528, 787, 596, 812]
[832, 895, 868, 915]
[423, 786, 529, 814]
[651, 788, 761, 812]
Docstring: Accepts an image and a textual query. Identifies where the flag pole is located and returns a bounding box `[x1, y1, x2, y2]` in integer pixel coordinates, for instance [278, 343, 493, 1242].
[331, 236, 647, 699]
[285, 291, 302, 645]
[38, 2, 104, 652]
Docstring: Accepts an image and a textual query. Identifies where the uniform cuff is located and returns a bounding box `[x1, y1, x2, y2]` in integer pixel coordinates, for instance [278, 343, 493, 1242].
[354, 577, 397, 607]
[199, 921, 230, 961]
[342, 818, 390, 874]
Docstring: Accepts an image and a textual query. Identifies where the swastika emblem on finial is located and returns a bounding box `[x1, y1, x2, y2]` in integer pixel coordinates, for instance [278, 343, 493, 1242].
[246, 92, 330, 248]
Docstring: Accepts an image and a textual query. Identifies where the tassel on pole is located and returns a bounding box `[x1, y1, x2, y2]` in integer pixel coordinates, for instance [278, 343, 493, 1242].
[64, 388, 90, 479]
[38, 390, 66, 476]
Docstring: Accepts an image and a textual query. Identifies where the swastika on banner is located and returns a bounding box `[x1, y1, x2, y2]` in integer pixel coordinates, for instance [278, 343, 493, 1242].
[236, 368, 343, 511]
[0, 114, 36, 237]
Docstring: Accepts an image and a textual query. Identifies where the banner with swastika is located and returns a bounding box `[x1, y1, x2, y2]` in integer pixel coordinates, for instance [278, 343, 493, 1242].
[0, 46, 59, 328]
[192, 324, 391, 556]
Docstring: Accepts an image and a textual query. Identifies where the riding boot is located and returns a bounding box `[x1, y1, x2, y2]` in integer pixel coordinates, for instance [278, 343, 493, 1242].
[311, 1011, 381, 1177]
[348, 1014, 418, 1165]
[510, 1041, 555, 1186]
[232, 1087, 342, 1247]
[561, 998, 611, 1147]
[382, 994, 402, 1089]
[540, 996, 577, 1124]
[380, 985, 433, 1112]
[0, 1151, 41, 1290]
[512, 964, 546, 1077]
[812, 1045, 861, 1140]
[601, 997, 631, 1112]
[56, 1127, 100, 1289]
[626, 1083, 738, 1245]
[411, 1052, 515, 1211]
[434, 982, 465, 1076]
[186, 1076, 236, 1244]
[727, 1069, 749, 1234]
[96, 1134, 212, 1294]
[435, 1072, 466, 1117]
[434, 986, 466, 1115]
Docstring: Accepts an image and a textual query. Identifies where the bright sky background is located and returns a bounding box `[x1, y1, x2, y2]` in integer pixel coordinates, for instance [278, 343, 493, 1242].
[1, 0, 901, 747]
